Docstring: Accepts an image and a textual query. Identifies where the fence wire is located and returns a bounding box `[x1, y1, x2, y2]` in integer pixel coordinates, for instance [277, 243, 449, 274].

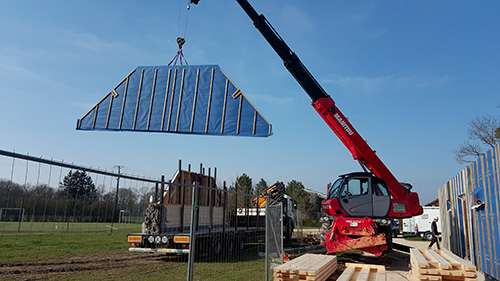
[187, 184, 267, 280]
[0, 149, 294, 281]
[0, 149, 159, 236]
[266, 202, 284, 281]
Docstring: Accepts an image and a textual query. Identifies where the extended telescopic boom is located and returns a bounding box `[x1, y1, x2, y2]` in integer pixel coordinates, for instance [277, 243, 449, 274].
[235, 0, 414, 200]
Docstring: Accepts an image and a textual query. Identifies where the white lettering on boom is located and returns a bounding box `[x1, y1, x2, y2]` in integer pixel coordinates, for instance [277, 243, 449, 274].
[334, 113, 354, 136]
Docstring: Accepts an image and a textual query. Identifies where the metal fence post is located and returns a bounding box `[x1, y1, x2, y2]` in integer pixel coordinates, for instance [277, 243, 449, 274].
[110, 165, 121, 234]
[265, 195, 269, 281]
[187, 182, 200, 281]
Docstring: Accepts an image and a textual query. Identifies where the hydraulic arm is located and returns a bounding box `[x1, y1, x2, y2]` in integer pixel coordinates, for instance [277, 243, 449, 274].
[189, 0, 423, 255]
[235, 0, 422, 218]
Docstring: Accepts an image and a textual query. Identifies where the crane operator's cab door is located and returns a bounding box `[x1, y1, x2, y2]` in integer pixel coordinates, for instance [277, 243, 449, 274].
[339, 176, 391, 217]
[340, 177, 372, 217]
[371, 177, 391, 217]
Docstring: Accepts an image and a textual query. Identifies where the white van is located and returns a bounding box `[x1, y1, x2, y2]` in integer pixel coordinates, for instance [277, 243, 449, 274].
[402, 206, 440, 240]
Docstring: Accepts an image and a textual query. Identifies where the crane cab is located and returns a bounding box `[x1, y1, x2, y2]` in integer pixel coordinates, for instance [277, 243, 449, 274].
[322, 172, 391, 218]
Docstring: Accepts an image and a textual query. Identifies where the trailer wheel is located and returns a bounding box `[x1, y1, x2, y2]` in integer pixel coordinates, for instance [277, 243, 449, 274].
[225, 233, 235, 253]
[237, 234, 246, 251]
[212, 234, 223, 256]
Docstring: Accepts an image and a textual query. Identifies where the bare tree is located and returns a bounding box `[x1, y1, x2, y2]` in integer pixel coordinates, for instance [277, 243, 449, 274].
[455, 115, 500, 164]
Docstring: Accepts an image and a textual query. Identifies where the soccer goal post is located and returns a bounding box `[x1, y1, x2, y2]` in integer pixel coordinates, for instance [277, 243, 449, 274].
[0, 208, 25, 222]
[118, 210, 130, 223]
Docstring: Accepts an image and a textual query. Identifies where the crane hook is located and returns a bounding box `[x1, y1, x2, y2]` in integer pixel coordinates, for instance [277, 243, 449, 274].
[177, 37, 186, 49]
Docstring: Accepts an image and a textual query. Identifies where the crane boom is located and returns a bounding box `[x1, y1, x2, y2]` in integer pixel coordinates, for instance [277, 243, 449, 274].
[190, 0, 423, 255]
[236, 0, 408, 200]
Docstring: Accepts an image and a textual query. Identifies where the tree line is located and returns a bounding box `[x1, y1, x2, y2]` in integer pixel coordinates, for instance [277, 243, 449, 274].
[0, 171, 153, 223]
[1, 170, 325, 226]
[232, 174, 324, 225]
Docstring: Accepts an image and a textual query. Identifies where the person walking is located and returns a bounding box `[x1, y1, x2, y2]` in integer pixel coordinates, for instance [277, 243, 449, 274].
[428, 217, 440, 250]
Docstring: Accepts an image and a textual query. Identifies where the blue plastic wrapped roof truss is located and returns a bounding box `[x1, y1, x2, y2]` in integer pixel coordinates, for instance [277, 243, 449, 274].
[76, 65, 272, 137]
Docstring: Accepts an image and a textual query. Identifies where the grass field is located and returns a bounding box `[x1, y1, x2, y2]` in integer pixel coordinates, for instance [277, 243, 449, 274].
[0, 229, 266, 280]
[0, 221, 142, 233]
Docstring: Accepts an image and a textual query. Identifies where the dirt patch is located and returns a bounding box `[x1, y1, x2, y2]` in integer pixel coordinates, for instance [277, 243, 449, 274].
[0, 250, 161, 281]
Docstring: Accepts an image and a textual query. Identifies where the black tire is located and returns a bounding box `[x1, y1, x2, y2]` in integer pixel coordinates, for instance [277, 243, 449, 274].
[425, 232, 433, 241]
[212, 234, 223, 256]
[225, 233, 235, 254]
[237, 234, 246, 251]
[380, 226, 393, 251]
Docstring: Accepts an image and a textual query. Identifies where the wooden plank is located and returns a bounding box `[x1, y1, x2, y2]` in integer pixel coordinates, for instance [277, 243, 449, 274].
[438, 250, 477, 272]
[441, 276, 477, 281]
[275, 254, 337, 274]
[338, 263, 386, 281]
[274, 254, 337, 281]
[375, 267, 387, 281]
[409, 247, 479, 281]
[337, 266, 356, 281]
[421, 250, 440, 268]
[344, 263, 386, 270]
[275, 264, 338, 281]
[411, 248, 430, 268]
[308, 263, 337, 281]
[356, 267, 370, 281]
[408, 269, 442, 281]
[411, 259, 441, 275]
[426, 250, 452, 270]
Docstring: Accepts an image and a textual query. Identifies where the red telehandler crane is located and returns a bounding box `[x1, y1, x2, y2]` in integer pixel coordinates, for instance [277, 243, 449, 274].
[191, 0, 423, 256]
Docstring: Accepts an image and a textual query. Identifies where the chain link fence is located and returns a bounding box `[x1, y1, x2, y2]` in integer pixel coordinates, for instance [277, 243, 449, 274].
[265, 201, 283, 280]
[0, 149, 159, 235]
[0, 149, 299, 280]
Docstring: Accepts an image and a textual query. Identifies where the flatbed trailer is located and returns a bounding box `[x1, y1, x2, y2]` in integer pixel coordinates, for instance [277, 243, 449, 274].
[126, 162, 268, 256]
[128, 226, 265, 255]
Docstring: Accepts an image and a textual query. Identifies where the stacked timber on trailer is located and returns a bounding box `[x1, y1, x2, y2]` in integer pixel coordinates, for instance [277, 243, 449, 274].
[409, 248, 478, 281]
[273, 254, 337, 281]
[337, 263, 386, 281]
[159, 167, 224, 234]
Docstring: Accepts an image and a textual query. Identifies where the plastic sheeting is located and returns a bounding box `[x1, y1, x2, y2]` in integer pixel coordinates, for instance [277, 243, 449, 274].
[76, 65, 272, 137]
[438, 143, 500, 280]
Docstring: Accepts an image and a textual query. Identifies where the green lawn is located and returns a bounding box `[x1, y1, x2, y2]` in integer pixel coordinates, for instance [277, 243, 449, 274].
[0, 221, 142, 233]
[0, 232, 131, 263]
[0, 230, 266, 280]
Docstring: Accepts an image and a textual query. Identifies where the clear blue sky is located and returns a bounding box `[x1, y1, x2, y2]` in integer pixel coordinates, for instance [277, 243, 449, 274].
[1, 1, 499, 205]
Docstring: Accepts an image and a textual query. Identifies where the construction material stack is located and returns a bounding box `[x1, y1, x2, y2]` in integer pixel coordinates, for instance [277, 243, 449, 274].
[409, 248, 478, 281]
[273, 254, 337, 281]
[337, 263, 386, 281]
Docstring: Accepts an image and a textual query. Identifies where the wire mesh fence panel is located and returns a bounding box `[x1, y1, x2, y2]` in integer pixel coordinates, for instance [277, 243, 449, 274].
[294, 209, 304, 240]
[186, 184, 266, 280]
[0, 150, 159, 240]
[266, 202, 283, 281]
[0, 150, 282, 280]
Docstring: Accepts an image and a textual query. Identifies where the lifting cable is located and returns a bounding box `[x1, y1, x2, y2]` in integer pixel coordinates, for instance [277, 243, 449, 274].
[168, 0, 193, 66]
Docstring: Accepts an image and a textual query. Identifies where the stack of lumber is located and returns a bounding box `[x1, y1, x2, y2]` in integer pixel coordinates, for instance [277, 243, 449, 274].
[337, 263, 386, 281]
[301, 233, 320, 246]
[409, 248, 478, 281]
[273, 253, 337, 281]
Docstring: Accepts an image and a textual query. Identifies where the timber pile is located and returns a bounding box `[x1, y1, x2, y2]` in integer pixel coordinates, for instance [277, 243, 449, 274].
[409, 248, 478, 281]
[273, 253, 337, 281]
[301, 233, 321, 246]
[337, 263, 386, 281]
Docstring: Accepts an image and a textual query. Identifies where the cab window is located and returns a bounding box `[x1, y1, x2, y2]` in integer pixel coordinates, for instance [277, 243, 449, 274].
[341, 178, 369, 197]
[372, 178, 390, 196]
[328, 178, 343, 199]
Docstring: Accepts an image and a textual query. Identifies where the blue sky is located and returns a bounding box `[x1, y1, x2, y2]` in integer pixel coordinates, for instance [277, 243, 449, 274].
[1, 0, 499, 205]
